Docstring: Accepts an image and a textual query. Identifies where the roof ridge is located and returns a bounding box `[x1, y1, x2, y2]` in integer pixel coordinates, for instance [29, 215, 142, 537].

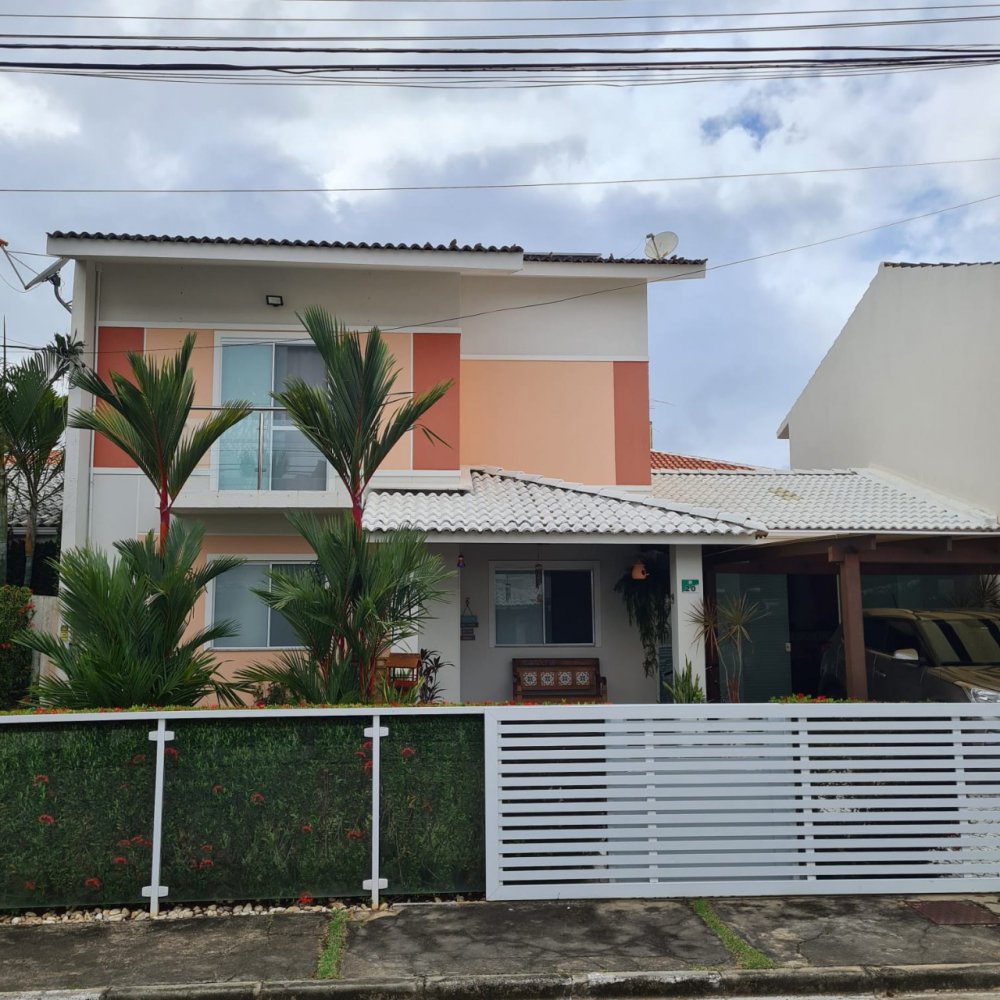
[471, 466, 768, 532]
[651, 467, 855, 477]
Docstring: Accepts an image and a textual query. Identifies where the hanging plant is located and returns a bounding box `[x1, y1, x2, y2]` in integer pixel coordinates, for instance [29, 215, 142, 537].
[614, 549, 672, 676]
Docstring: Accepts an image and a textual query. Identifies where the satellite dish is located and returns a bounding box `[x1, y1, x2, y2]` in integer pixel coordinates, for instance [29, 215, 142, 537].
[644, 231, 679, 260]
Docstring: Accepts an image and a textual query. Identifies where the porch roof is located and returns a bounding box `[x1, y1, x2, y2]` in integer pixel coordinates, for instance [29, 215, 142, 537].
[365, 467, 765, 538]
[650, 467, 1000, 534]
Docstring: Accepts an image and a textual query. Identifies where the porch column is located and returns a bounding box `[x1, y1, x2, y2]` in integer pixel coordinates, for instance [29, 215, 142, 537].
[421, 543, 462, 701]
[838, 550, 868, 701]
[669, 545, 706, 693]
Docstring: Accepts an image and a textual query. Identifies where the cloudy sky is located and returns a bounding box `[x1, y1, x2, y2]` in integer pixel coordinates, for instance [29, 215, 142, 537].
[1, 0, 999, 468]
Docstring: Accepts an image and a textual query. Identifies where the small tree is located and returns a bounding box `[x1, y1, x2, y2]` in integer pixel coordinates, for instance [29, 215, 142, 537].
[240, 308, 453, 703]
[687, 592, 766, 703]
[70, 333, 252, 554]
[0, 365, 66, 587]
[21, 522, 247, 709]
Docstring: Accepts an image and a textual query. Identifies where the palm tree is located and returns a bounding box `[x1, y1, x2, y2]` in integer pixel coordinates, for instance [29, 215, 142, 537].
[236, 512, 449, 702]
[21, 521, 248, 708]
[273, 308, 451, 531]
[244, 308, 453, 702]
[70, 333, 252, 554]
[0, 365, 66, 587]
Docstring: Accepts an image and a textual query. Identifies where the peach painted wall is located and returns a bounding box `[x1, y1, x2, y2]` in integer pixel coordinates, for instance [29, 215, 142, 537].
[613, 361, 651, 486]
[413, 333, 460, 470]
[459, 359, 617, 484]
[93, 327, 143, 467]
[380, 332, 412, 471]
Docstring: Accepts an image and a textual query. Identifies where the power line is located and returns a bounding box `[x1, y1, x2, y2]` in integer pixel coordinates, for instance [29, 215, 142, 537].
[3, 154, 999, 196]
[12, 186, 999, 355]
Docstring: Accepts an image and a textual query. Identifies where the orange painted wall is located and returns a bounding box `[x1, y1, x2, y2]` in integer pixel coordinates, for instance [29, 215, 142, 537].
[613, 361, 651, 486]
[413, 333, 460, 470]
[93, 327, 143, 467]
[459, 360, 617, 484]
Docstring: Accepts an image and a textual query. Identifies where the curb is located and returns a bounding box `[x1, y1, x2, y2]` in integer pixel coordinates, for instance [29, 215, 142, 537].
[40, 962, 1000, 1000]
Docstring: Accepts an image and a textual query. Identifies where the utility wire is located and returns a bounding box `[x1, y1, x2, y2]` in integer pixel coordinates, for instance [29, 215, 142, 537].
[3, 154, 999, 196]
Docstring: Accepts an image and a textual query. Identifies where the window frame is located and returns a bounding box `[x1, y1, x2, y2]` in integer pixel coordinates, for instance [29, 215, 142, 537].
[207, 555, 314, 650]
[488, 560, 600, 649]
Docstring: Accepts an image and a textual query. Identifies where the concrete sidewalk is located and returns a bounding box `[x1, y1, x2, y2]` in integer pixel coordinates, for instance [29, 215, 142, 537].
[1, 896, 1000, 996]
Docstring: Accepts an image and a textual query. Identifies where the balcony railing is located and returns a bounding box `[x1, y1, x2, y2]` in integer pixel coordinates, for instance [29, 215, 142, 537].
[194, 406, 328, 492]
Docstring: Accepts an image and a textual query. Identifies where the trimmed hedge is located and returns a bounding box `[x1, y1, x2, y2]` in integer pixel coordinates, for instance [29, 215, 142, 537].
[0, 714, 485, 910]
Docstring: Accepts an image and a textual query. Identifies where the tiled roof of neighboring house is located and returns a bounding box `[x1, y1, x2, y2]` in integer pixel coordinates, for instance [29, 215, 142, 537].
[7, 469, 62, 531]
[882, 261, 1000, 268]
[651, 450, 753, 471]
[47, 232, 706, 266]
[650, 468, 1000, 533]
[366, 467, 765, 537]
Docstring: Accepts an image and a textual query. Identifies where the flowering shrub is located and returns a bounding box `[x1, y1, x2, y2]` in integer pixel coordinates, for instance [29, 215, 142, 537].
[0, 585, 34, 709]
[769, 694, 862, 704]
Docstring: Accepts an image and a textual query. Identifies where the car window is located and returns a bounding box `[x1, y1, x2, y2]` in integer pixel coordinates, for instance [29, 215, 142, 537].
[866, 618, 922, 657]
[924, 618, 1000, 665]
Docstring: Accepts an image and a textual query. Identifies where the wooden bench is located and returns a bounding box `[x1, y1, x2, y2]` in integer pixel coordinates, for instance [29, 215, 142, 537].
[512, 658, 607, 703]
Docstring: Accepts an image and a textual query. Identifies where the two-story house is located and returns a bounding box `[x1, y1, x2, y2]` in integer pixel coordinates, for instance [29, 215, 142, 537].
[51, 231, 765, 703]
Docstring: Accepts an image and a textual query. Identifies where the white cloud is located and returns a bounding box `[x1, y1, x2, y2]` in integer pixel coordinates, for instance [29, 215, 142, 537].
[0, 79, 78, 141]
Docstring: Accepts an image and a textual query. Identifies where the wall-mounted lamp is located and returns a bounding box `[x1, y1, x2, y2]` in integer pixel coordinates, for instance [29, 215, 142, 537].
[456, 553, 466, 569]
[265, 294, 284, 307]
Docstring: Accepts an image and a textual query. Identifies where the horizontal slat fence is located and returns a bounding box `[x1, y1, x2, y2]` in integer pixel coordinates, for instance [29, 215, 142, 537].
[484, 703, 1000, 899]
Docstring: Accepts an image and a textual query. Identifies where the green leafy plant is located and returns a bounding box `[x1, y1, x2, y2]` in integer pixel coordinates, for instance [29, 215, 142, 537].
[663, 657, 705, 704]
[0, 585, 34, 709]
[70, 333, 252, 555]
[248, 308, 453, 703]
[418, 649, 449, 704]
[19, 522, 248, 709]
[235, 514, 448, 704]
[316, 910, 349, 979]
[614, 550, 672, 676]
[687, 592, 767, 703]
[691, 898, 775, 969]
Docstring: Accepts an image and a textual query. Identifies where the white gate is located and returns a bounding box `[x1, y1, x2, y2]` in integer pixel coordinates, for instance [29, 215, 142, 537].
[484, 703, 1000, 900]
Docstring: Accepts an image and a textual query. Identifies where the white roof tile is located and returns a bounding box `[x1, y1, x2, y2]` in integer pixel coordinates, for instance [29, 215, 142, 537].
[365, 467, 764, 537]
[650, 468, 999, 533]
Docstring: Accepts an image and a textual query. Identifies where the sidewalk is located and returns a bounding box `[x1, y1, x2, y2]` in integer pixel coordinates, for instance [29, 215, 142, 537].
[1, 895, 1000, 997]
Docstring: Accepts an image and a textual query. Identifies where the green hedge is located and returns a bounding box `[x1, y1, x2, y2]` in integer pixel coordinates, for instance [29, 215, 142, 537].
[0, 585, 34, 710]
[0, 714, 485, 910]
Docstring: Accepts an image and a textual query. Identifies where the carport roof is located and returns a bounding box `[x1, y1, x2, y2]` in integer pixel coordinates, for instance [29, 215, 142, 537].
[650, 467, 1000, 534]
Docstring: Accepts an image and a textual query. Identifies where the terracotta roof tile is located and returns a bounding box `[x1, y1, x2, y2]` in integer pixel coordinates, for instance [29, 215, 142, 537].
[651, 450, 753, 471]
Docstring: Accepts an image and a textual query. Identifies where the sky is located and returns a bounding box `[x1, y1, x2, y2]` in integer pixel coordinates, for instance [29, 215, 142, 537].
[1, 0, 999, 469]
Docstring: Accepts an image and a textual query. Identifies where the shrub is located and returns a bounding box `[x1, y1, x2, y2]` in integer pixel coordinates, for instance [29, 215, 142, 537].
[0, 585, 34, 709]
[0, 713, 485, 910]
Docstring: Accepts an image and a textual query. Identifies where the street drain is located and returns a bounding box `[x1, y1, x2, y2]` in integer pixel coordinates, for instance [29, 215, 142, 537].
[908, 900, 1000, 925]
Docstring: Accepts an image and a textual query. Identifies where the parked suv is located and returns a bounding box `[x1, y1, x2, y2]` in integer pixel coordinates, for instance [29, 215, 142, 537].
[820, 608, 1000, 702]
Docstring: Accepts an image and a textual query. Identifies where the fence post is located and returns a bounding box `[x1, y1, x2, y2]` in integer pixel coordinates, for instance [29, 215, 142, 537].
[483, 709, 499, 900]
[141, 716, 174, 917]
[363, 714, 389, 907]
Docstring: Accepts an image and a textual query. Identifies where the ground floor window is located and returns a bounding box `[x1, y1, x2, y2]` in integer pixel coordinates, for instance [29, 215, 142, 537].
[493, 564, 596, 646]
[211, 561, 308, 648]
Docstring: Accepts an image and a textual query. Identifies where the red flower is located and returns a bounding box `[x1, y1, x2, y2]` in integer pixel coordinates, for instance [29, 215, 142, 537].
[130, 835, 145, 844]
[23, 880, 36, 890]
[164, 747, 179, 760]
[401, 746, 415, 759]
[37, 814, 55, 826]
[361, 740, 372, 751]
[32, 774, 49, 785]
[211, 783, 224, 794]
[300, 824, 313, 834]
[84, 877, 101, 890]
[297, 894, 313, 905]
[117, 839, 131, 848]
[198, 859, 214, 870]
[130, 754, 146, 765]
[200, 843, 213, 852]
[362, 759, 373, 773]
[249, 792, 265, 804]
[254, 700, 266, 708]
[353, 750, 366, 759]
[112, 856, 128, 866]
[346, 828, 364, 841]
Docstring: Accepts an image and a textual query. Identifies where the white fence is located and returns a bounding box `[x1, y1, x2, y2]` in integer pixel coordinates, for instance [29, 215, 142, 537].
[484, 703, 1000, 899]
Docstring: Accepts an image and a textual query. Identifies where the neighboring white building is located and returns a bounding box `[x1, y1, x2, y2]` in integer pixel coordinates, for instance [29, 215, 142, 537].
[778, 261, 1000, 514]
